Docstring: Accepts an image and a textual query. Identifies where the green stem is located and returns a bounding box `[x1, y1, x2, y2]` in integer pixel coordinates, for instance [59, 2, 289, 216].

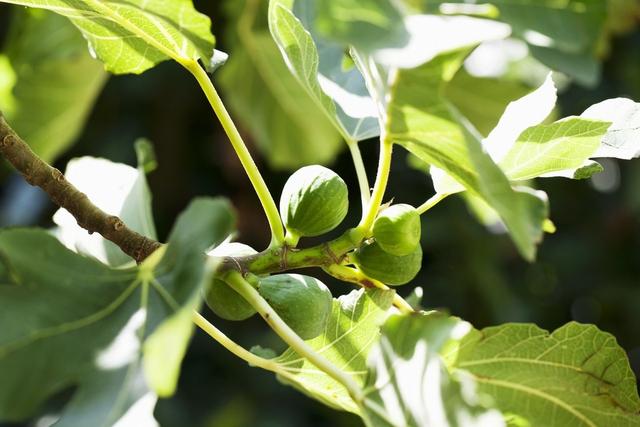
[417, 192, 450, 215]
[356, 137, 393, 235]
[193, 312, 281, 372]
[323, 265, 414, 314]
[185, 61, 285, 247]
[225, 271, 364, 403]
[219, 229, 362, 276]
[346, 140, 371, 213]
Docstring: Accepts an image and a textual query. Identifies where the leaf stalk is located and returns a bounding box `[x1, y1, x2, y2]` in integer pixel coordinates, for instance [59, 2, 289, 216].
[224, 271, 364, 404]
[185, 61, 285, 248]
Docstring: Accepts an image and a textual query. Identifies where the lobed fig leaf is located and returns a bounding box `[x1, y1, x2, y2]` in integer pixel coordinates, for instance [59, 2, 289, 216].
[279, 165, 348, 240]
[353, 241, 422, 286]
[258, 274, 332, 340]
[373, 204, 421, 256]
[205, 242, 257, 321]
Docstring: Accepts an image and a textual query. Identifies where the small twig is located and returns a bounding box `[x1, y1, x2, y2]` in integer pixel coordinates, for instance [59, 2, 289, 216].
[0, 113, 161, 263]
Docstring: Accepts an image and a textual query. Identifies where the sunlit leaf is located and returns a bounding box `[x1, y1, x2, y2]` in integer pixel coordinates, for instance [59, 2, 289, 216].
[499, 118, 611, 181]
[387, 50, 548, 260]
[446, 322, 640, 426]
[0, 198, 235, 425]
[0, 0, 215, 74]
[435, 75, 613, 186]
[273, 288, 394, 414]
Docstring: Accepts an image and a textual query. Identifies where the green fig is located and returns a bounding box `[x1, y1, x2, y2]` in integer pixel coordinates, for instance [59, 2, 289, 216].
[258, 274, 332, 340]
[373, 204, 421, 256]
[280, 165, 348, 241]
[204, 242, 257, 321]
[353, 241, 422, 286]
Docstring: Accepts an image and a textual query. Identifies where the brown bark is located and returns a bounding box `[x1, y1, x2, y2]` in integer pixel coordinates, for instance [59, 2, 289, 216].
[0, 113, 161, 263]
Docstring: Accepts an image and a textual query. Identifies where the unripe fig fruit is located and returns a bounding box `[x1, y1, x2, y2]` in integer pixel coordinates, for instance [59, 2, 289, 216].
[204, 242, 257, 321]
[280, 165, 348, 240]
[372, 204, 421, 256]
[258, 274, 332, 340]
[353, 241, 422, 286]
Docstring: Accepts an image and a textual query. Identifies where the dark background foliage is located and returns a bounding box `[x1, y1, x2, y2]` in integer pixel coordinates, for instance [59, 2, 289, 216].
[0, 2, 638, 426]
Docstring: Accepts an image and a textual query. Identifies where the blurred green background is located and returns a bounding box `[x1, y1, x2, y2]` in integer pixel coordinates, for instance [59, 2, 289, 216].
[0, 1, 639, 426]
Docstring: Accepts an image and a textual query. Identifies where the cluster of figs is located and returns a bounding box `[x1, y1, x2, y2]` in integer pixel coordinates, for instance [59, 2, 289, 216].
[205, 165, 422, 339]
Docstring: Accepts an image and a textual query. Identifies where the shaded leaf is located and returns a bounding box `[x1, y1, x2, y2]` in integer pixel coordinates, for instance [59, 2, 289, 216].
[0, 198, 235, 425]
[0, 0, 215, 74]
[420, 0, 607, 85]
[314, 0, 408, 54]
[218, 0, 342, 170]
[0, 9, 107, 161]
[445, 70, 531, 137]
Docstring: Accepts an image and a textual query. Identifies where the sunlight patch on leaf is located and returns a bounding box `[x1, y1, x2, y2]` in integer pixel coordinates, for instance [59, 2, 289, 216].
[370, 15, 510, 69]
[582, 98, 640, 160]
[499, 118, 611, 181]
[484, 74, 557, 162]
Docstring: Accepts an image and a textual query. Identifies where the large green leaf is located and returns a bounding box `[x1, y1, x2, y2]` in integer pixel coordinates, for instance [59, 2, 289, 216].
[362, 313, 505, 427]
[0, 198, 235, 425]
[269, 0, 379, 141]
[447, 322, 640, 426]
[0, 0, 215, 74]
[218, 0, 342, 170]
[420, 0, 607, 85]
[499, 118, 611, 181]
[273, 288, 394, 414]
[0, 9, 107, 161]
[387, 50, 548, 260]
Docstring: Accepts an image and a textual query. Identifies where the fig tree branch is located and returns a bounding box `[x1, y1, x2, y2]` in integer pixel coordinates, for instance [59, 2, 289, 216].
[0, 113, 161, 263]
